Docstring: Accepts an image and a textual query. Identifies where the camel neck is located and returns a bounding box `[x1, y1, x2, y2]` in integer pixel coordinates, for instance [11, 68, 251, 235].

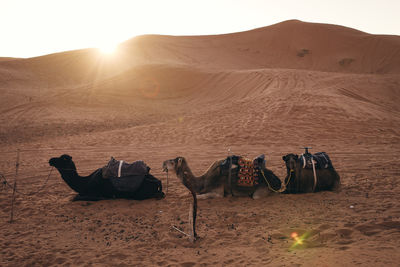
[285, 166, 299, 193]
[56, 168, 89, 194]
[176, 164, 203, 193]
[177, 167, 193, 186]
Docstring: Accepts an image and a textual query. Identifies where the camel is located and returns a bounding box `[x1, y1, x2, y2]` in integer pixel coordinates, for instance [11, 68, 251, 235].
[162, 156, 282, 199]
[49, 154, 164, 201]
[282, 153, 340, 193]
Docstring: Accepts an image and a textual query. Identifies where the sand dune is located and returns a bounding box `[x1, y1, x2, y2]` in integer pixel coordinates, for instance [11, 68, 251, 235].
[123, 20, 400, 73]
[0, 20, 399, 266]
[1, 20, 400, 87]
[0, 57, 21, 62]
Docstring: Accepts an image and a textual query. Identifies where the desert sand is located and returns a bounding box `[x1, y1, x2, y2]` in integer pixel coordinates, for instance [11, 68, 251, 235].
[0, 20, 399, 266]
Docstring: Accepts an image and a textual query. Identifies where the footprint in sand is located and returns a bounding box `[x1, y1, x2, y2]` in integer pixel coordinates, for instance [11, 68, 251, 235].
[180, 262, 197, 267]
[335, 228, 353, 238]
[355, 220, 400, 236]
[335, 228, 355, 245]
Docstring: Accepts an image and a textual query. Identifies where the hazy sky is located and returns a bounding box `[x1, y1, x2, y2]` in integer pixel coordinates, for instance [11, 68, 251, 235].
[1, 0, 399, 58]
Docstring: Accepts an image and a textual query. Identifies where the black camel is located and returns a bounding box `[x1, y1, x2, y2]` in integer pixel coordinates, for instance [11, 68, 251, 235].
[49, 154, 164, 201]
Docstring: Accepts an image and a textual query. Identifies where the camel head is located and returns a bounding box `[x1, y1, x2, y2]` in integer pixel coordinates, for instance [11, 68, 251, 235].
[49, 154, 76, 170]
[282, 154, 298, 172]
[162, 156, 186, 174]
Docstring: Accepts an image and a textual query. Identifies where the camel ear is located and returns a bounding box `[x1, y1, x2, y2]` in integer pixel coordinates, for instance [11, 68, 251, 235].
[282, 156, 286, 161]
[62, 154, 72, 161]
[176, 157, 183, 168]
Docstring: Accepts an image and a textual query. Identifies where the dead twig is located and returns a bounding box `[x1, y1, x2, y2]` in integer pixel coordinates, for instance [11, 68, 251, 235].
[9, 149, 20, 223]
[172, 225, 191, 237]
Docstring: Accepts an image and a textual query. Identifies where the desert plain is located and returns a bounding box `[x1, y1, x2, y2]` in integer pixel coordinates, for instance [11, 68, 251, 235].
[0, 20, 400, 266]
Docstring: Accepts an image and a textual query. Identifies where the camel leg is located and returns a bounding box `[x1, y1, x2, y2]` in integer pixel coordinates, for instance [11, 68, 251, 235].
[331, 176, 341, 193]
[197, 186, 224, 199]
[252, 186, 272, 199]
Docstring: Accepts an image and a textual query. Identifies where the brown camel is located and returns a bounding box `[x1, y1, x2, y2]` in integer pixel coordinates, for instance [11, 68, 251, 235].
[162, 156, 282, 199]
[282, 153, 340, 193]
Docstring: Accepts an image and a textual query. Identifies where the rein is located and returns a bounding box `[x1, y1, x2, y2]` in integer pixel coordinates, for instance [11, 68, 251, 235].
[165, 170, 169, 194]
[260, 169, 294, 193]
[1, 167, 54, 196]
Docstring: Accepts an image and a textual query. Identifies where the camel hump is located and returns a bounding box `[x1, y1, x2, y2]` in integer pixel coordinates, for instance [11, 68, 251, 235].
[102, 157, 149, 179]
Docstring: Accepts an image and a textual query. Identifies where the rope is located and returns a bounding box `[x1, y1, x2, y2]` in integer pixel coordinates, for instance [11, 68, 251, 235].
[260, 169, 294, 193]
[0, 167, 54, 196]
[166, 170, 169, 194]
[227, 155, 233, 196]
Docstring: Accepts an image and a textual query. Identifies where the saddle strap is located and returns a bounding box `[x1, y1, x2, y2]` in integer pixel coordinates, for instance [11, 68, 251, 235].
[118, 160, 123, 178]
[311, 159, 317, 192]
[301, 154, 306, 168]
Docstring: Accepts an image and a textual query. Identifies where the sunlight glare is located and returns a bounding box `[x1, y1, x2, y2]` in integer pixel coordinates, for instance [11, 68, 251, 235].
[98, 42, 118, 55]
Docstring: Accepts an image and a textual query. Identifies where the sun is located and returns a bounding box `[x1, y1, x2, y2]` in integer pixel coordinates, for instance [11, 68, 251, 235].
[98, 42, 118, 55]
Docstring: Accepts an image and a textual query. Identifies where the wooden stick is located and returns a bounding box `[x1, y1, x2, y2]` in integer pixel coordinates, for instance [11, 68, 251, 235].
[10, 149, 20, 223]
[172, 225, 190, 237]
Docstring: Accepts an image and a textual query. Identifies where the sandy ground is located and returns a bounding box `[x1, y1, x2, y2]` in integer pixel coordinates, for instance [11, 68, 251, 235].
[1, 20, 400, 266]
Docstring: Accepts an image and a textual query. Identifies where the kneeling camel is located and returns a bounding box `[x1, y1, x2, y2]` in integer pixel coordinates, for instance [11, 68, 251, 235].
[162, 156, 281, 199]
[282, 153, 340, 193]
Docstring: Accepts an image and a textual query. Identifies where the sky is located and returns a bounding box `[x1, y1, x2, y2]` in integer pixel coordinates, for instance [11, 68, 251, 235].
[1, 0, 399, 58]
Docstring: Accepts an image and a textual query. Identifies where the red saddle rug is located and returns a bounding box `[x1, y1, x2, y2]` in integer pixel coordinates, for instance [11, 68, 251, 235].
[237, 157, 259, 187]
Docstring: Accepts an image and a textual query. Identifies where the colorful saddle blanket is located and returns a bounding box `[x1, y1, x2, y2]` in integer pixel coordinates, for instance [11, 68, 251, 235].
[237, 157, 259, 187]
[220, 154, 265, 187]
[300, 152, 332, 169]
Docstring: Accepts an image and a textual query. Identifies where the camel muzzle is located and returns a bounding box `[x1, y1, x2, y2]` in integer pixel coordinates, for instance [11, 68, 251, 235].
[162, 162, 168, 172]
[162, 160, 175, 172]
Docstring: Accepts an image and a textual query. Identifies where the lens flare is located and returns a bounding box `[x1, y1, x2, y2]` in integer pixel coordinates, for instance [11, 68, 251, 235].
[290, 231, 312, 250]
[291, 232, 303, 245]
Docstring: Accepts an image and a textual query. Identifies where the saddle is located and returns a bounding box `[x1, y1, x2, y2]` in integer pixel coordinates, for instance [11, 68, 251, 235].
[300, 152, 332, 169]
[102, 157, 150, 179]
[220, 154, 265, 187]
[101, 157, 151, 192]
